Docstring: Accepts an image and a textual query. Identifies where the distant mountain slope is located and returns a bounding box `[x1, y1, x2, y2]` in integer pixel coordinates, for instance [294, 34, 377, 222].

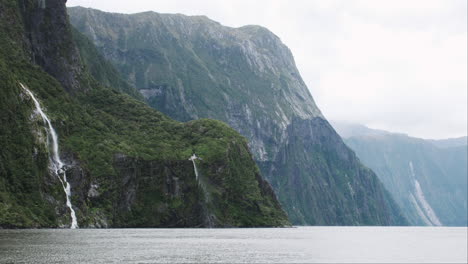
[427, 136, 467, 148]
[69, 7, 408, 225]
[331, 122, 394, 138]
[333, 122, 467, 226]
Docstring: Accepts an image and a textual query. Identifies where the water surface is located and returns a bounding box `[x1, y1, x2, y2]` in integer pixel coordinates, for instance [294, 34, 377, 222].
[0, 227, 466, 263]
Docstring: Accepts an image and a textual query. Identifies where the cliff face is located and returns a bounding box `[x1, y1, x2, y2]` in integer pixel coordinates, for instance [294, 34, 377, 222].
[333, 122, 467, 226]
[19, 0, 83, 92]
[68, 8, 322, 162]
[261, 118, 406, 225]
[0, 0, 288, 228]
[69, 7, 408, 225]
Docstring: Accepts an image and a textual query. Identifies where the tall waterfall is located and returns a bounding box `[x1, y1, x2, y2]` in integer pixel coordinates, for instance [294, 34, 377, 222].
[20, 83, 78, 229]
[189, 154, 200, 180]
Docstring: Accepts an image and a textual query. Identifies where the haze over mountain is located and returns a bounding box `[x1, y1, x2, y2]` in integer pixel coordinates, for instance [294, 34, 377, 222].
[333, 121, 467, 226]
[68, 6, 407, 225]
[427, 137, 467, 149]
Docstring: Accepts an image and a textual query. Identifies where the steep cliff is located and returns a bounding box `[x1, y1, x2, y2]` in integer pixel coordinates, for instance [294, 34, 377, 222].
[333, 122, 467, 226]
[68, 8, 322, 161]
[0, 0, 288, 228]
[69, 7, 408, 225]
[19, 0, 83, 92]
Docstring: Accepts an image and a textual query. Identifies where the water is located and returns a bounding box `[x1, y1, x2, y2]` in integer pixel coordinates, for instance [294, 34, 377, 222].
[189, 154, 200, 180]
[409, 161, 442, 226]
[414, 179, 442, 226]
[0, 227, 466, 263]
[410, 193, 433, 226]
[20, 83, 78, 229]
[188, 154, 214, 227]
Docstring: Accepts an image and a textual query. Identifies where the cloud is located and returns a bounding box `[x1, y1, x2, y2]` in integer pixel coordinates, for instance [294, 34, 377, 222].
[310, 1, 467, 139]
[67, 0, 467, 139]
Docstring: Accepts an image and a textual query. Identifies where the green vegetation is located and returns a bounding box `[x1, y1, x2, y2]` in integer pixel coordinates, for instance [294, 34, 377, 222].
[0, 0, 288, 227]
[68, 7, 408, 226]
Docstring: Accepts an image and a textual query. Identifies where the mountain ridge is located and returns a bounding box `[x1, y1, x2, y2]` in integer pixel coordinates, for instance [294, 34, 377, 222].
[69, 6, 408, 226]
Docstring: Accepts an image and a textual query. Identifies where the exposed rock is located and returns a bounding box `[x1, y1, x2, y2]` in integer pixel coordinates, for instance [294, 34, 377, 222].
[87, 184, 100, 198]
[69, 7, 408, 225]
[20, 0, 84, 93]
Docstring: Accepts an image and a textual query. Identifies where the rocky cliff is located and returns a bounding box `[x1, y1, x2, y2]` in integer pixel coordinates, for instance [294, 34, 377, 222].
[19, 0, 83, 92]
[0, 0, 288, 228]
[69, 7, 408, 225]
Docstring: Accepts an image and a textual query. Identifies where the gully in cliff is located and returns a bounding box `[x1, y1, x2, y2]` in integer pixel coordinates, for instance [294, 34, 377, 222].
[20, 83, 78, 229]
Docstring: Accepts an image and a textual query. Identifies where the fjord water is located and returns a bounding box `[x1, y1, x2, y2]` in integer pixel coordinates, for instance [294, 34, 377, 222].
[0, 227, 466, 263]
[20, 83, 78, 229]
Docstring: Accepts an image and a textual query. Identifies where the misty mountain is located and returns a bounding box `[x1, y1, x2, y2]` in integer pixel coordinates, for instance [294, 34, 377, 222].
[427, 137, 467, 149]
[333, 121, 467, 226]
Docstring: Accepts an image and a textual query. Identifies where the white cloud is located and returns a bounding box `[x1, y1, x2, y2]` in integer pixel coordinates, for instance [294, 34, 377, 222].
[67, 0, 467, 139]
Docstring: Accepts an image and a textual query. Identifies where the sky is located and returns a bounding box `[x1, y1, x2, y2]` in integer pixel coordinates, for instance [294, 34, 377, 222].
[66, 0, 467, 139]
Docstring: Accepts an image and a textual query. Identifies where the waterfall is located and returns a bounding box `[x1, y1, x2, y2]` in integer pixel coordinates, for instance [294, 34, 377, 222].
[413, 179, 442, 226]
[188, 154, 214, 227]
[408, 161, 442, 226]
[20, 83, 78, 229]
[189, 154, 200, 180]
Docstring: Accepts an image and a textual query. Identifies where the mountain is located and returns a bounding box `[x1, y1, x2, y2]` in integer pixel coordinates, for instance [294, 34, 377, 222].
[0, 0, 288, 228]
[427, 136, 467, 149]
[331, 122, 395, 138]
[332, 122, 467, 226]
[68, 7, 408, 225]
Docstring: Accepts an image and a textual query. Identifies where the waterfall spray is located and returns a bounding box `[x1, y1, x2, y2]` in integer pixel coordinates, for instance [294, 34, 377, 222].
[20, 83, 78, 229]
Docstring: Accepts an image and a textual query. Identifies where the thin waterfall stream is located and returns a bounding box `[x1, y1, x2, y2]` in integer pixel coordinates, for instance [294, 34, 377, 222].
[189, 154, 200, 180]
[188, 154, 214, 227]
[20, 83, 78, 229]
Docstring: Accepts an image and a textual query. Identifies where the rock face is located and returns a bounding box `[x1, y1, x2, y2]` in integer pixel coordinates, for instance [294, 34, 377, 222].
[333, 122, 467, 226]
[261, 118, 406, 224]
[68, 8, 322, 161]
[0, 0, 288, 228]
[69, 7, 408, 225]
[20, 0, 84, 92]
[110, 154, 206, 227]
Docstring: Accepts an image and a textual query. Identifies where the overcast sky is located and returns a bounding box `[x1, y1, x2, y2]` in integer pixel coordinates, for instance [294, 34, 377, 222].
[67, 0, 467, 139]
